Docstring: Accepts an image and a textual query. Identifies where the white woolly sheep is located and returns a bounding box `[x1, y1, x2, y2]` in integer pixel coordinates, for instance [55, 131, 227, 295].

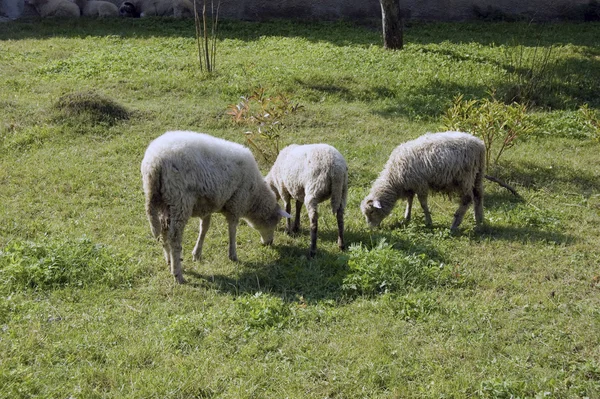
[75, 0, 119, 17]
[361, 131, 485, 231]
[26, 0, 80, 17]
[141, 131, 291, 284]
[265, 144, 348, 258]
[119, 0, 193, 18]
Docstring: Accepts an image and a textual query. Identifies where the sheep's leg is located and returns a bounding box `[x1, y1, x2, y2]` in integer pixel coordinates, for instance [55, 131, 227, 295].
[293, 200, 303, 234]
[192, 214, 211, 262]
[403, 193, 414, 224]
[160, 227, 171, 266]
[417, 193, 433, 227]
[226, 215, 239, 262]
[336, 206, 345, 251]
[167, 218, 186, 284]
[473, 176, 484, 226]
[451, 193, 474, 232]
[307, 199, 318, 258]
[284, 200, 293, 234]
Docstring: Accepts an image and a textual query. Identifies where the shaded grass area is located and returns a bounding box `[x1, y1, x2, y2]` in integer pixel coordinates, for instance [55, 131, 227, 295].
[0, 18, 599, 398]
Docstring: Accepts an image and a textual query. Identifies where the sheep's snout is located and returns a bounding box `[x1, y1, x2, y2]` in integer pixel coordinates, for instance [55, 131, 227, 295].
[258, 228, 275, 246]
[261, 237, 274, 246]
[259, 234, 274, 246]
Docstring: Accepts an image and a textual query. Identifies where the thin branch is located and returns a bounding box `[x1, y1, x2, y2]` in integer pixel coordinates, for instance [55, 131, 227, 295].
[203, 2, 210, 72]
[485, 174, 520, 197]
[193, 0, 203, 71]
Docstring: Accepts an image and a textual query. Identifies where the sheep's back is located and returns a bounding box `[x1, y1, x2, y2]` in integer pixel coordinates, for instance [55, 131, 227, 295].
[38, 0, 80, 16]
[272, 144, 346, 201]
[386, 132, 484, 195]
[142, 131, 262, 210]
[84, 1, 119, 16]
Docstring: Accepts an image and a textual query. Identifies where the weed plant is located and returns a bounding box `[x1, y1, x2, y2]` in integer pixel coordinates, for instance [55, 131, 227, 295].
[443, 94, 533, 169]
[0, 18, 599, 398]
[228, 87, 304, 165]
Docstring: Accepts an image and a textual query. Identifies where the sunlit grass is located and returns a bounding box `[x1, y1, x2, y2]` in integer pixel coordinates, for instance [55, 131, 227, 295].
[0, 18, 599, 398]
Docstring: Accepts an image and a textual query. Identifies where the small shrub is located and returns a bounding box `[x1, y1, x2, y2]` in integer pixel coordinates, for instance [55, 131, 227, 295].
[497, 43, 558, 107]
[443, 95, 534, 170]
[194, 0, 221, 73]
[0, 237, 140, 292]
[54, 91, 130, 126]
[342, 239, 447, 296]
[227, 87, 303, 165]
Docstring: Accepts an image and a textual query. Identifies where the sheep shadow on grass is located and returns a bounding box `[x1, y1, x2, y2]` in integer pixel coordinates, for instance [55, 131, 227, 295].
[184, 225, 450, 301]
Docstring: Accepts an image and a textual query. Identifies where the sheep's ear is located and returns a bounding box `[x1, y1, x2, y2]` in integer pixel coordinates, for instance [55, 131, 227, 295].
[279, 209, 292, 218]
[372, 200, 383, 209]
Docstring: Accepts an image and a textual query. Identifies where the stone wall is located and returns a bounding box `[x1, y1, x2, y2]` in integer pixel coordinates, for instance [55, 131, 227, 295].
[217, 0, 592, 21]
[4, 0, 597, 21]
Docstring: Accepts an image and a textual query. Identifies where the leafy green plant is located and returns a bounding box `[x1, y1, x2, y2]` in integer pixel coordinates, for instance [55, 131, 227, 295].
[342, 239, 448, 296]
[227, 87, 303, 164]
[443, 94, 534, 170]
[234, 292, 291, 333]
[0, 237, 141, 292]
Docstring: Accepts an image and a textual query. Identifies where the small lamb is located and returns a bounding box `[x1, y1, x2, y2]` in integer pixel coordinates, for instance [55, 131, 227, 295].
[75, 0, 119, 17]
[26, 0, 80, 17]
[265, 144, 348, 258]
[361, 131, 485, 231]
[141, 131, 291, 284]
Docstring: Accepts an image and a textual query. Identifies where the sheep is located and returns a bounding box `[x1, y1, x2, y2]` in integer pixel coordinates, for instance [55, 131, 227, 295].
[141, 130, 291, 284]
[119, 0, 193, 18]
[361, 131, 485, 232]
[75, 0, 119, 17]
[265, 144, 348, 258]
[25, 0, 80, 17]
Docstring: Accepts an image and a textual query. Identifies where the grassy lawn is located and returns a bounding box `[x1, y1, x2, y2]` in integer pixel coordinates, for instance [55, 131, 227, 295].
[1, 17, 600, 398]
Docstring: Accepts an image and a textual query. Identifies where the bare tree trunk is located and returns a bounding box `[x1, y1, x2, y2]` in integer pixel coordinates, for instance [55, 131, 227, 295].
[380, 0, 403, 50]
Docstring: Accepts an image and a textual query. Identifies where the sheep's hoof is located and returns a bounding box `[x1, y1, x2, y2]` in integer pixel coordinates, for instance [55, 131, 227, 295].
[307, 249, 316, 259]
[192, 252, 201, 262]
[174, 274, 187, 284]
[229, 255, 239, 262]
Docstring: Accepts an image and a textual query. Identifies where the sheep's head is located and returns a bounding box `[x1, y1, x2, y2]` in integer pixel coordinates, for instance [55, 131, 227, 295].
[360, 197, 386, 228]
[247, 207, 291, 246]
[119, 2, 139, 17]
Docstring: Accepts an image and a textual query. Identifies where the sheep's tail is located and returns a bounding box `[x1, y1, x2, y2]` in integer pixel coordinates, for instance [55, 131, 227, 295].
[142, 161, 164, 240]
[330, 166, 348, 215]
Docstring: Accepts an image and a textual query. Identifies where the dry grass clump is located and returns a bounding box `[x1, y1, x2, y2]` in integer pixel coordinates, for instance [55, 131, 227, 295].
[54, 91, 130, 125]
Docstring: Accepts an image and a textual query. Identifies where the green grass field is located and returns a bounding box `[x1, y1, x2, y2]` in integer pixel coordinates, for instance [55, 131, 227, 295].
[1, 17, 599, 398]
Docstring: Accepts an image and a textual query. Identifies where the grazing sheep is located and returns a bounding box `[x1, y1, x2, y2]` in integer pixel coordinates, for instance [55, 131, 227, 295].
[75, 0, 119, 17]
[141, 131, 291, 284]
[26, 0, 80, 17]
[361, 131, 485, 231]
[265, 144, 348, 258]
[119, 0, 193, 18]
